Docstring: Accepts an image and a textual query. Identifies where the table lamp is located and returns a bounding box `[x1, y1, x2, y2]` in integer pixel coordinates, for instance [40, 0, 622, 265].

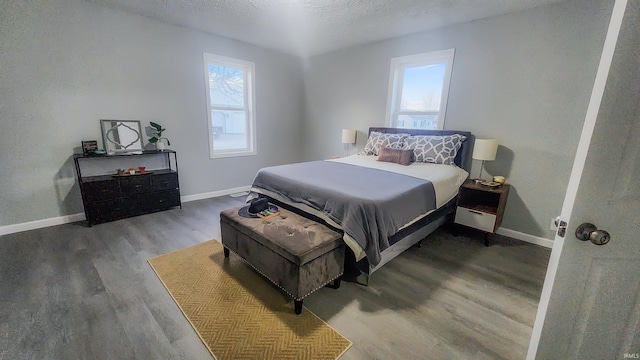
[341, 129, 356, 155]
[472, 138, 498, 180]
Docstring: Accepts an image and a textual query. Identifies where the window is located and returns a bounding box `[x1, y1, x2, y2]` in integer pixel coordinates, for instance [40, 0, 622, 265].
[203, 53, 256, 158]
[385, 49, 455, 130]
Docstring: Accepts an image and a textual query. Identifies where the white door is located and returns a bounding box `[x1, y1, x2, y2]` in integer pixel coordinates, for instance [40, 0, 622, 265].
[528, 0, 640, 358]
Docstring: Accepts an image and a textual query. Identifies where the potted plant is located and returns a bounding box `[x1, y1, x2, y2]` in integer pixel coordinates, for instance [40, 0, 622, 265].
[149, 121, 170, 150]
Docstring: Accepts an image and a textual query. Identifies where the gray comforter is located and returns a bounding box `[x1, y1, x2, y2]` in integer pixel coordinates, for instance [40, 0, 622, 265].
[251, 160, 436, 266]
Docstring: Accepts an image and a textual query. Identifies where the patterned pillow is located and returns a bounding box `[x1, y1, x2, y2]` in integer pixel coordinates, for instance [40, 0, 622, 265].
[362, 131, 410, 156]
[404, 134, 467, 165]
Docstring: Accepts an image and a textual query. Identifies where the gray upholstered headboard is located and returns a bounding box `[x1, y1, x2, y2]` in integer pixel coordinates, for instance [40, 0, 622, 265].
[368, 127, 475, 173]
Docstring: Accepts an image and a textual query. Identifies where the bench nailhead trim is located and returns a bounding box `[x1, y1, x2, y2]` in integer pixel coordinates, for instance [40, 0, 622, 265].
[228, 249, 343, 301]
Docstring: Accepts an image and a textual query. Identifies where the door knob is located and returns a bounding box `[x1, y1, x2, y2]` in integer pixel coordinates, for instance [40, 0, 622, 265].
[575, 223, 611, 245]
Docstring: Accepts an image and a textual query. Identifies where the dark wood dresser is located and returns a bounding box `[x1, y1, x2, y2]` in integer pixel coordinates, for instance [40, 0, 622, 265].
[74, 150, 181, 226]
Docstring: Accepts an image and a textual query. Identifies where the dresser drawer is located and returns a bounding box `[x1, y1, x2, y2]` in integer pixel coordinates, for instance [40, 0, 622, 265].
[138, 190, 181, 213]
[119, 175, 152, 195]
[82, 180, 120, 201]
[151, 173, 178, 191]
[87, 197, 138, 224]
[455, 207, 497, 233]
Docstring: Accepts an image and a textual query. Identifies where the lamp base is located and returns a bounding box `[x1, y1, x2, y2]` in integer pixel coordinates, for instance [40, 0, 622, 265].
[477, 160, 487, 181]
[344, 143, 352, 156]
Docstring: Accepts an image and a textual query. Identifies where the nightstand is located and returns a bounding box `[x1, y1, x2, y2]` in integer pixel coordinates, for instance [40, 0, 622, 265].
[454, 179, 510, 246]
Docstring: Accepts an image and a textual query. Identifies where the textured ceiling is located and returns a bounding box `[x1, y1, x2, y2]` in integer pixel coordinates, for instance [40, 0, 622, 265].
[86, 0, 566, 58]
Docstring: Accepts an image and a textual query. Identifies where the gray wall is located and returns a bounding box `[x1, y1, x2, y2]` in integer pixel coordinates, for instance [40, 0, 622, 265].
[302, 0, 613, 238]
[0, 0, 614, 240]
[0, 0, 304, 226]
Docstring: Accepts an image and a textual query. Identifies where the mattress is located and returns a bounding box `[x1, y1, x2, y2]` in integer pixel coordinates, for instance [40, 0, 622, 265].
[250, 154, 469, 262]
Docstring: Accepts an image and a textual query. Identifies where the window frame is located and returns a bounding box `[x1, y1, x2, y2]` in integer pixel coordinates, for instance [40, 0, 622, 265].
[203, 52, 257, 159]
[385, 49, 455, 130]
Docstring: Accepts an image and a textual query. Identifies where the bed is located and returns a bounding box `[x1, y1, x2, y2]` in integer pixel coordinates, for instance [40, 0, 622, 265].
[248, 127, 474, 284]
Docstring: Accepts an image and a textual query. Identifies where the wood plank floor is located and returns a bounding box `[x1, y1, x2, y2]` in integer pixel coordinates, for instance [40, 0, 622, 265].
[0, 196, 550, 360]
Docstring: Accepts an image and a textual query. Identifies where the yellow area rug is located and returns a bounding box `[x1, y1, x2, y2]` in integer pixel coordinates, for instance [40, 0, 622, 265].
[148, 240, 352, 360]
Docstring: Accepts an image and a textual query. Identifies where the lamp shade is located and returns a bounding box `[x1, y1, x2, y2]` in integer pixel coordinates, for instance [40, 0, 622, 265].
[472, 138, 498, 161]
[341, 129, 356, 144]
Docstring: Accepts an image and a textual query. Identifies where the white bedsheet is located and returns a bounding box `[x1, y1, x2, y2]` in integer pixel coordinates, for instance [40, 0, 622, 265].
[250, 155, 469, 261]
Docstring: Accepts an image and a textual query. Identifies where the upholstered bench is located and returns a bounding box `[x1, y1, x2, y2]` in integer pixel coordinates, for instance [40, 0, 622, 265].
[220, 206, 345, 314]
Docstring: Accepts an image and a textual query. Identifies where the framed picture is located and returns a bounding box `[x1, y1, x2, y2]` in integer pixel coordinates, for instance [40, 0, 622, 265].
[100, 119, 144, 153]
[81, 140, 98, 155]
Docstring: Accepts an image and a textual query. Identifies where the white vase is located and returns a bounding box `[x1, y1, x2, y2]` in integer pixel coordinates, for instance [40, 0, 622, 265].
[156, 141, 165, 151]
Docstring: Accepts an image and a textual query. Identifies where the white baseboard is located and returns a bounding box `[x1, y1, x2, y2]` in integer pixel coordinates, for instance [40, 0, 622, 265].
[0, 213, 86, 236]
[2, 187, 553, 251]
[496, 227, 554, 248]
[180, 185, 251, 203]
[0, 186, 252, 237]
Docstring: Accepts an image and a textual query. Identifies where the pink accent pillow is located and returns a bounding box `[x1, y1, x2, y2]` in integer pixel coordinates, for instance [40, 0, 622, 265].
[377, 147, 414, 166]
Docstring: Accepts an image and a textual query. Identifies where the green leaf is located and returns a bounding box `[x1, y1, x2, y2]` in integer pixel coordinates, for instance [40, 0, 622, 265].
[150, 122, 162, 131]
[166, 139, 171, 146]
[149, 137, 158, 143]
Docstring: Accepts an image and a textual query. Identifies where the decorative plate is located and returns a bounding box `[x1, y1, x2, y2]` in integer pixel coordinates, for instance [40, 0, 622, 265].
[480, 181, 501, 188]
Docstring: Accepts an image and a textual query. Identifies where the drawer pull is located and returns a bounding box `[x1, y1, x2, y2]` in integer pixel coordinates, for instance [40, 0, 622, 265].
[469, 210, 483, 215]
